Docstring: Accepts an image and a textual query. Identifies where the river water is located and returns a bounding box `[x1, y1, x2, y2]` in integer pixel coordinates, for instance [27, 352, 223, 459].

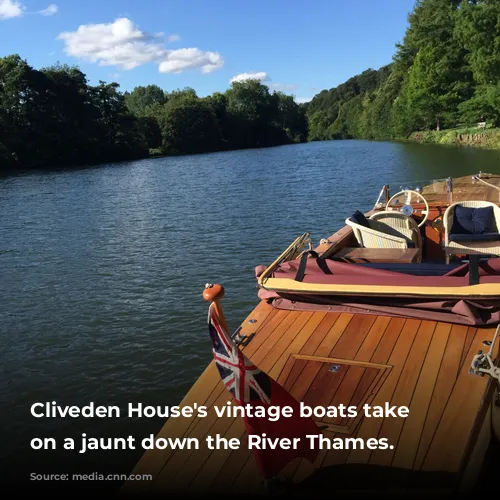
[1, 140, 499, 485]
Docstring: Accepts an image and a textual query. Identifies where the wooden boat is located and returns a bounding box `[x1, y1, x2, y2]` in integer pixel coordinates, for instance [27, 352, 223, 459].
[124, 173, 500, 497]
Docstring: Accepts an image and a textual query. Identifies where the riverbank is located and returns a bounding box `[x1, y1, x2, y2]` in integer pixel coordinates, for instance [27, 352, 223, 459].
[409, 127, 500, 150]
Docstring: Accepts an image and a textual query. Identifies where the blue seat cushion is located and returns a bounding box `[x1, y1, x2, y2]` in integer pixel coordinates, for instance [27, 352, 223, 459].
[451, 205, 494, 235]
[351, 210, 369, 227]
[449, 232, 500, 242]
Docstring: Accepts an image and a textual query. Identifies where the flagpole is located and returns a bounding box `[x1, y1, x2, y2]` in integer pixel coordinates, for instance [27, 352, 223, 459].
[203, 282, 286, 493]
[203, 283, 229, 333]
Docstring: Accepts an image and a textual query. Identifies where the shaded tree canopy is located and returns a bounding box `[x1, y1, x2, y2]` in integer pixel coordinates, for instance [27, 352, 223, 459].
[124, 85, 167, 117]
[0, 56, 147, 169]
[0, 58, 307, 169]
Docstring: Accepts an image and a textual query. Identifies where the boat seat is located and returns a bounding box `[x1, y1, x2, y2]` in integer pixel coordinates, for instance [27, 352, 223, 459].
[444, 201, 500, 264]
[345, 211, 422, 263]
[369, 211, 423, 261]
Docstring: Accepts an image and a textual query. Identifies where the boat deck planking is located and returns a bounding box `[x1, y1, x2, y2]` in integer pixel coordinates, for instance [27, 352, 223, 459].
[124, 173, 500, 495]
[125, 305, 498, 494]
[420, 174, 500, 205]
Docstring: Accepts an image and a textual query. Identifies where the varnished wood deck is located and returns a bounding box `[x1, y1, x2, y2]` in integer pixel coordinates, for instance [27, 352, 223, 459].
[420, 173, 500, 205]
[125, 303, 498, 495]
[124, 173, 500, 495]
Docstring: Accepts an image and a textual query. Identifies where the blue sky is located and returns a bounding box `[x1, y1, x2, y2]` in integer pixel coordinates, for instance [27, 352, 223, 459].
[0, 0, 416, 102]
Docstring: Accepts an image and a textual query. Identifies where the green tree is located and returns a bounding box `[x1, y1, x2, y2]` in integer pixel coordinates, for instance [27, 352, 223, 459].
[204, 91, 227, 123]
[225, 80, 285, 148]
[395, 0, 473, 132]
[160, 100, 221, 154]
[166, 87, 198, 107]
[273, 92, 307, 142]
[306, 67, 390, 139]
[454, 0, 500, 124]
[455, 0, 500, 86]
[361, 72, 403, 139]
[0, 55, 148, 169]
[137, 116, 162, 149]
[0, 55, 54, 167]
[124, 85, 166, 116]
[458, 85, 500, 126]
[40, 63, 96, 165]
[89, 81, 147, 160]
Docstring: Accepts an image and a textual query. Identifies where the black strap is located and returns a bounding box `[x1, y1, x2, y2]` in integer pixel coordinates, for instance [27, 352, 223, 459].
[294, 250, 335, 282]
[468, 254, 480, 286]
[317, 256, 333, 275]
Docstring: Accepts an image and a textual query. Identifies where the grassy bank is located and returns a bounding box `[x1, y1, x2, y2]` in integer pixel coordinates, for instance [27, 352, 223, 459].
[409, 126, 500, 150]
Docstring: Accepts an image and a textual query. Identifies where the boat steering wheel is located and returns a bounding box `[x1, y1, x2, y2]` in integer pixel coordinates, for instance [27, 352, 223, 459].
[385, 190, 430, 228]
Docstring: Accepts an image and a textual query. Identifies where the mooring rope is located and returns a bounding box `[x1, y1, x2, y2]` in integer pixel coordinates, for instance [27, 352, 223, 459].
[472, 175, 500, 192]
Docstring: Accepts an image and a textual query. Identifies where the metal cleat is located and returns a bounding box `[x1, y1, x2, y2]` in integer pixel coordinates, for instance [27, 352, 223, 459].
[469, 326, 500, 383]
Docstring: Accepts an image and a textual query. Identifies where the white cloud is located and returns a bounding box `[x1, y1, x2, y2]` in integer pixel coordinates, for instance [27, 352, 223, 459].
[230, 72, 269, 84]
[39, 3, 57, 16]
[57, 18, 223, 74]
[57, 18, 162, 69]
[0, 1, 59, 19]
[159, 47, 223, 74]
[294, 97, 312, 104]
[167, 33, 180, 42]
[271, 82, 298, 92]
[108, 73, 121, 80]
[0, 0, 23, 19]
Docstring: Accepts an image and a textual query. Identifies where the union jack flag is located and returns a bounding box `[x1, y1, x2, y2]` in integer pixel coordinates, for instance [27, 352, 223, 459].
[207, 302, 320, 479]
[208, 304, 271, 404]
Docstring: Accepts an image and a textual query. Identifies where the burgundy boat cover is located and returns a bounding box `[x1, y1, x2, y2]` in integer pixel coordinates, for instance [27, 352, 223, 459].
[255, 257, 500, 326]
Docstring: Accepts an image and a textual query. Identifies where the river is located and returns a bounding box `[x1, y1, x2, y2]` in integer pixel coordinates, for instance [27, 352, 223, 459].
[1, 140, 500, 485]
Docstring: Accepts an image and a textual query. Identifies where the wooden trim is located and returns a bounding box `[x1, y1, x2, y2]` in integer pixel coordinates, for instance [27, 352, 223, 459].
[256, 232, 310, 282]
[317, 225, 355, 257]
[259, 277, 500, 298]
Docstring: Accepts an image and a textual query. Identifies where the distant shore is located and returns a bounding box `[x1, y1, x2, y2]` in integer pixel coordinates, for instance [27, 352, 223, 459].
[408, 127, 500, 150]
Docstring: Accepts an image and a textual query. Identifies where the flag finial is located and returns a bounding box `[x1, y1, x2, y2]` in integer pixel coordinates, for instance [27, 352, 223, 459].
[203, 283, 225, 302]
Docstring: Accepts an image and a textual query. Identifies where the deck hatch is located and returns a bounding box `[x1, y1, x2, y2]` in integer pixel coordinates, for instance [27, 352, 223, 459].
[282, 354, 392, 435]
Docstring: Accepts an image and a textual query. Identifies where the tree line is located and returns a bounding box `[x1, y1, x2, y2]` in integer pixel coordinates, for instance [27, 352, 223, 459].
[0, 55, 149, 169]
[2, 0, 498, 169]
[306, 0, 500, 140]
[0, 55, 307, 169]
